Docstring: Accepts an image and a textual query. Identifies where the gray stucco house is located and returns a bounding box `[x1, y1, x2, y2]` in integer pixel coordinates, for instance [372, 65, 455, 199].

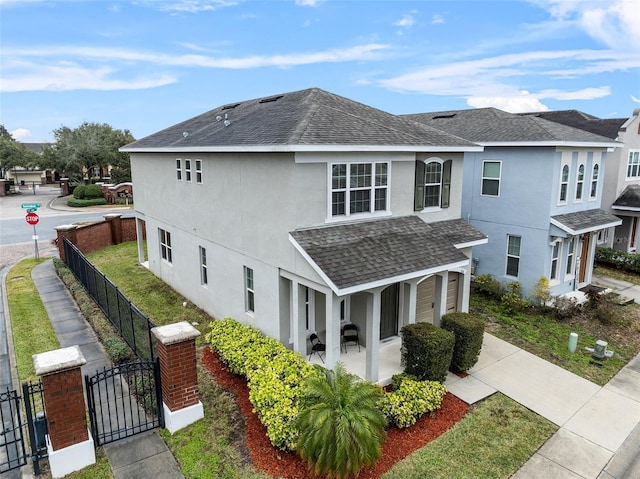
[121, 88, 487, 383]
[404, 108, 622, 299]
[522, 109, 640, 253]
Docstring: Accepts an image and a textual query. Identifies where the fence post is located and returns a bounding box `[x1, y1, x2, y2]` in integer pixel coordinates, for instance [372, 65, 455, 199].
[54, 225, 78, 262]
[33, 346, 95, 478]
[151, 322, 204, 434]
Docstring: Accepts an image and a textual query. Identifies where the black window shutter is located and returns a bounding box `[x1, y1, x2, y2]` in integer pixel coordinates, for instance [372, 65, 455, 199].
[414, 160, 425, 211]
[441, 159, 452, 208]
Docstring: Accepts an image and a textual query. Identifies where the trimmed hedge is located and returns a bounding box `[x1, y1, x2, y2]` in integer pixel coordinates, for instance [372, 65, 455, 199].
[595, 246, 640, 274]
[67, 197, 107, 207]
[205, 318, 320, 451]
[379, 374, 447, 428]
[400, 323, 454, 383]
[441, 312, 485, 373]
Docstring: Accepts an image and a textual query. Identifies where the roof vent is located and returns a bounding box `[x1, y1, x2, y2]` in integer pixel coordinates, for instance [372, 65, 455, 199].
[222, 103, 240, 110]
[182, 131, 189, 138]
[259, 95, 283, 104]
[432, 114, 456, 119]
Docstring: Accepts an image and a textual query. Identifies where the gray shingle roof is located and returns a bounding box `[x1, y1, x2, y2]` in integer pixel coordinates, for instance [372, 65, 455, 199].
[551, 209, 622, 235]
[289, 216, 486, 293]
[403, 108, 619, 144]
[612, 185, 640, 210]
[519, 110, 627, 140]
[123, 88, 479, 151]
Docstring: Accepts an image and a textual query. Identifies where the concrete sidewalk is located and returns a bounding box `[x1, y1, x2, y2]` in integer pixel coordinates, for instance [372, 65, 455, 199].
[446, 333, 640, 479]
[30, 260, 183, 479]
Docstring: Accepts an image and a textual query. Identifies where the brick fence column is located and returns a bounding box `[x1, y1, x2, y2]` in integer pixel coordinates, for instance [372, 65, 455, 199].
[33, 346, 95, 478]
[104, 213, 123, 245]
[54, 224, 78, 262]
[152, 321, 204, 434]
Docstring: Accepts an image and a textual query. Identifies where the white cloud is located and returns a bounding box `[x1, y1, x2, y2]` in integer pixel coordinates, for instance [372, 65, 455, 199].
[294, 0, 325, 6]
[632, 95, 640, 104]
[151, 0, 239, 13]
[394, 14, 415, 28]
[10, 128, 32, 140]
[431, 14, 445, 25]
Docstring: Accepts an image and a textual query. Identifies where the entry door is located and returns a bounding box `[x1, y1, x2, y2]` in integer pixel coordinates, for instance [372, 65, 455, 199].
[446, 273, 460, 314]
[380, 284, 399, 339]
[579, 234, 590, 283]
[631, 217, 638, 252]
[416, 277, 435, 323]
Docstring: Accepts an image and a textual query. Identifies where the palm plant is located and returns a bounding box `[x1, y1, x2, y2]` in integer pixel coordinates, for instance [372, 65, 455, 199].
[296, 362, 387, 479]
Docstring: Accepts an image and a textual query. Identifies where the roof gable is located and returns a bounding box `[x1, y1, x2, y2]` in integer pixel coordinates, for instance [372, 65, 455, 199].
[519, 110, 627, 140]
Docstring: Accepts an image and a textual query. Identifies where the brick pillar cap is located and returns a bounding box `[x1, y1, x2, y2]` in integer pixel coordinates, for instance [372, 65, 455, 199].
[54, 224, 78, 231]
[33, 345, 86, 376]
[103, 213, 122, 220]
[152, 321, 200, 346]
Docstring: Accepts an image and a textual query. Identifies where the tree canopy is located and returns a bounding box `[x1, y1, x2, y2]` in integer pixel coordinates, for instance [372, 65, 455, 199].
[45, 122, 135, 183]
[0, 125, 38, 179]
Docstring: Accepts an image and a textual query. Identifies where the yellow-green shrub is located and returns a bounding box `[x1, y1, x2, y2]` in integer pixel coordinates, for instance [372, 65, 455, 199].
[379, 375, 447, 428]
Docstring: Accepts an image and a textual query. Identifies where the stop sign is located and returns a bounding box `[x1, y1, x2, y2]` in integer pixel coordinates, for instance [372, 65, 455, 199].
[25, 212, 39, 225]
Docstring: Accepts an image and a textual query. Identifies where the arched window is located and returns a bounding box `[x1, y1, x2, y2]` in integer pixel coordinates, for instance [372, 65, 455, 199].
[559, 164, 569, 202]
[414, 159, 451, 210]
[576, 164, 584, 200]
[590, 164, 599, 199]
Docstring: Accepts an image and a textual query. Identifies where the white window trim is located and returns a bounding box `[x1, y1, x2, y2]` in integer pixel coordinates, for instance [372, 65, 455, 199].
[195, 159, 203, 184]
[244, 266, 255, 315]
[176, 158, 182, 181]
[589, 162, 599, 200]
[564, 237, 576, 280]
[505, 234, 521, 278]
[626, 150, 640, 180]
[185, 159, 192, 183]
[481, 160, 501, 197]
[574, 163, 585, 202]
[326, 161, 391, 222]
[423, 159, 443, 209]
[159, 228, 172, 264]
[558, 163, 569, 204]
[304, 286, 315, 333]
[199, 246, 208, 287]
[549, 239, 562, 284]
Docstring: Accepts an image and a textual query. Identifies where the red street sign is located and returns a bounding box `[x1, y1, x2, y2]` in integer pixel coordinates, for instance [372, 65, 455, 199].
[25, 212, 39, 225]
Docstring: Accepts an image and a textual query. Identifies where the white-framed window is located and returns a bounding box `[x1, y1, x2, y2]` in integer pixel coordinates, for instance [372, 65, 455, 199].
[626, 150, 640, 179]
[550, 241, 561, 281]
[565, 237, 576, 276]
[481, 160, 501, 196]
[176, 159, 182, 181]
[330, 162, 388, 217]
[414, 159, 452, 210]
[185, 159, 192, 182]
[159, 228, 172, 263]
[244, 267, 255, 314]
[575, 164, 584, 200]
[559, 164, 569, 203]
[590, 163, 599, 199]
[506, 235, 521, 277]
[195, 159, 203, 184]
[304, 286, 315, 331]
[199, 246, 207, 286]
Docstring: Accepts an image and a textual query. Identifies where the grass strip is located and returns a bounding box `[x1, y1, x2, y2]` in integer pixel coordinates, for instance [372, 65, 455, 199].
[383, 393, 557, 479]
[6, 258, 60, 382]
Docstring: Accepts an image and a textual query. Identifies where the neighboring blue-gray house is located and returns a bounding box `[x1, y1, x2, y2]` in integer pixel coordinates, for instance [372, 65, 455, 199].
[404, 108, 622, 298]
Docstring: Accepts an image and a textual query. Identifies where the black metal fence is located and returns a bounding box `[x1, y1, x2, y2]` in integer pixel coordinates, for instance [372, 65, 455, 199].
[0, 381, 47, 475]
[62, 238, 156, 360]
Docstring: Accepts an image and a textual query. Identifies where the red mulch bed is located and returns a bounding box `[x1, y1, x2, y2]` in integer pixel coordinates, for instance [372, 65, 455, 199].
[201, 347, 469, 479]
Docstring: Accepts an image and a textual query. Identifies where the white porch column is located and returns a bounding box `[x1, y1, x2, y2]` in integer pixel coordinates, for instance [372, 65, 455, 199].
[434, 271, 449, 327]
[135, 218, 145, 264]
[406, 280, 418, 325]
[325, 292, 341, 369]
[365, 289, 382, 382]
[460, 267, 471, 313]
[290, 280, 306, 354]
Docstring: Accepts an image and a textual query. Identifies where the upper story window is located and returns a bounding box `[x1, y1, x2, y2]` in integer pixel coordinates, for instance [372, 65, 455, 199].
[575, 164, 584, 200]
[414, 159, 452, 210]
[195, 159, 203, 184]
[159, 228, 172, 264]
[559, 164, 569, 202]
[506, 235, 521, 277]
[185, 159, 192, 182]
[627, 151, 640, 179]
[331, 162, 388, 217]
[481, 161, 501, 196]
[590, 163, 599, 199]
[176, 159, 182, 181]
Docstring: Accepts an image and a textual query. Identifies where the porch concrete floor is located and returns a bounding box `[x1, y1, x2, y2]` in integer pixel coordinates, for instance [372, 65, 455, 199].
[308, 338, 403, 385]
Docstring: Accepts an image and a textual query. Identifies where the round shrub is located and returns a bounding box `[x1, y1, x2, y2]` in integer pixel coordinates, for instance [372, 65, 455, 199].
[84, 183, 104, 199]
[441, 312, 485, 373]
[73, 185, 86, 199]
[379, 375, 447, 428]
[400, 322, 454, 383]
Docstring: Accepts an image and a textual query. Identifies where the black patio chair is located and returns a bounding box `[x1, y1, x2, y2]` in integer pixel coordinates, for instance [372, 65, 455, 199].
[341, 323, 360, 352]
[308, 333, 326, 363]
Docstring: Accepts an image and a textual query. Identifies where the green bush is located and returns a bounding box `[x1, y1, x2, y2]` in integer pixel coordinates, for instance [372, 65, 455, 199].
[379, 375, 447, 428]
[73, 184, 86, 199]
[84, 183, 104, 199]
[473, 274, 503, 299]
[67, 197, 108, 207]
[206, 318, 320, 451]
[595, 246, 640, 274]
[441, 312, 485, 372]
[400, 323, 454, 383]
[104, 336, 132, 363]
[530, 276, 552, 306]
[501, 281, 530, 313]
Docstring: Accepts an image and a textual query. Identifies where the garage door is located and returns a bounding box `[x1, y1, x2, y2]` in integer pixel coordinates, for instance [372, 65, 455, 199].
[446, 273, 460, 314]
[415, 276, 435, 323]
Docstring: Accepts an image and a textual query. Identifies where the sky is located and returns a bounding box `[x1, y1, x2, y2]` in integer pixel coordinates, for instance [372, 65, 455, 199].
[1, 0, 639, 143]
